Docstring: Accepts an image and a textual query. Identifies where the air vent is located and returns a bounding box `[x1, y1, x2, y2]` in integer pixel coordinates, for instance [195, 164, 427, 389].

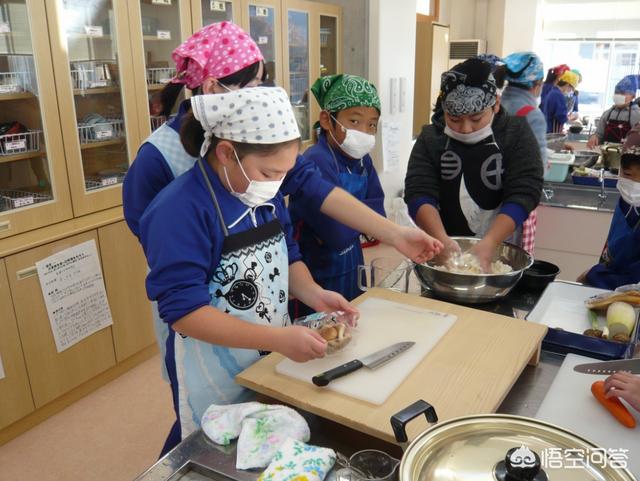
[449, 40, 486, 59]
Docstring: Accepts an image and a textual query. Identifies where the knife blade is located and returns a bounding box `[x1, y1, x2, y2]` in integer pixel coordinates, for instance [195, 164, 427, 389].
[573, 358, 640, 375]
[312, 341, 415, 387]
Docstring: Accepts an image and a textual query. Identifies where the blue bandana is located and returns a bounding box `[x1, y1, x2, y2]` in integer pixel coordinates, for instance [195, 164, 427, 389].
[615, 75, 640, 95]
[503, 52, 544, 88]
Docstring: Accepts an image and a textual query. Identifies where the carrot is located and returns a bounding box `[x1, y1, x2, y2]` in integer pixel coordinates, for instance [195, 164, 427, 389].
[591, 380, 637, 429]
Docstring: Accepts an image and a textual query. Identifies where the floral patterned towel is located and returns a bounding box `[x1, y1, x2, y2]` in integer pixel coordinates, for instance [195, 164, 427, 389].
[258, 438, 336, 481]
[201, 402, 310, 470]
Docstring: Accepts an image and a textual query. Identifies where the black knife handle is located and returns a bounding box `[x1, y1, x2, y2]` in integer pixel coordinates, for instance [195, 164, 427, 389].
[312, 359, 364, 387]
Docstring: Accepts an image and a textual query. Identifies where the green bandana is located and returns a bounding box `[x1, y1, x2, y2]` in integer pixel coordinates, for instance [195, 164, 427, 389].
[311, 74, 381, 113]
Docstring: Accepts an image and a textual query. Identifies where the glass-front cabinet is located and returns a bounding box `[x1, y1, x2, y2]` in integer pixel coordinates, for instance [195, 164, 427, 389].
[246, 1, 282, 87]
[47, 0, 140, 216]
[284, 0, 341, 147]
[0, 0, 72, 239]
[196, 0, 239, 28]
[128, 0, 191, 138]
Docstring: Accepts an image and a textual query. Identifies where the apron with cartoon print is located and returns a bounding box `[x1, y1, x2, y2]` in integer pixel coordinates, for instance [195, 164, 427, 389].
[173, 159, 289, 438]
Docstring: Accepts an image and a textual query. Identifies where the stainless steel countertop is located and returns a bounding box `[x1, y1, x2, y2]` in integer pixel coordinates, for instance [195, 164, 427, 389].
[134, 351, 565, 481]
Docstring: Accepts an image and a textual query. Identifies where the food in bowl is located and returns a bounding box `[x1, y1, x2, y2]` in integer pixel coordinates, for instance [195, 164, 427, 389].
[433, 252, 513, 275]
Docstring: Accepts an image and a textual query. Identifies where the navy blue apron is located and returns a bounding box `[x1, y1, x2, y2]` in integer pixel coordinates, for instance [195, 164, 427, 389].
[291, 146, 368, 319]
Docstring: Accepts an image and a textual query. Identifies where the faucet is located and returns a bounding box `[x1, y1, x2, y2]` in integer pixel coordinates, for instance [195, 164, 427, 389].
[542, 186, 554, 201]
[598, 168, 607, 205]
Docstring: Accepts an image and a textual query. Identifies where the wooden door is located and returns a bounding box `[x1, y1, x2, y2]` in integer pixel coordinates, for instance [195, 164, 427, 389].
[0, 259, 34, 429]
[98, 221, 155, 362]
[5, 231, 116, 407]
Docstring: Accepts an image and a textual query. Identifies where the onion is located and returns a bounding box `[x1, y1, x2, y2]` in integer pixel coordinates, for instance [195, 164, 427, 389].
[607, 302, 637, 337]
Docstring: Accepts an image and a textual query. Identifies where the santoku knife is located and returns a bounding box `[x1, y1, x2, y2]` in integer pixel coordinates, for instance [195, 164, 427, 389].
[312, 341, 415, 387]
[573, 358, 640, 375]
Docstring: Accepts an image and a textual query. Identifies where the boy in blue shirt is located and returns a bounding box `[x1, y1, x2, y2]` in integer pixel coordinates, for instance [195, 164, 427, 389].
[581, 143, 640, 289]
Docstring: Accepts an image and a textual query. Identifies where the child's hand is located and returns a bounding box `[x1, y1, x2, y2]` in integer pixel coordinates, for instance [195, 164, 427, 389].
[275, 326, 327, 362]
[310, 289, 360, 327]
[604, 371, 640, 412]
[392, 226, 443, 265]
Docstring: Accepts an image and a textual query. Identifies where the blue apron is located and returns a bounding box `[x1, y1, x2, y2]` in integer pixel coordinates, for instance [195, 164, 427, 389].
[600, 203, 640, 269]
[145, 123, 199, 383]
[291, 148, 367, 319]
[170, 158, 290, 439]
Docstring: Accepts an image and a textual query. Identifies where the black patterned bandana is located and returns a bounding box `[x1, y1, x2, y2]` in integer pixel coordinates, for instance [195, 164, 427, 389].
[440, 58, 498, 116]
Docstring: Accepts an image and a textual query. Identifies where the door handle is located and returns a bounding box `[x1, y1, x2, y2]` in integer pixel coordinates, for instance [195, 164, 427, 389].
[16, 266, 38, 280]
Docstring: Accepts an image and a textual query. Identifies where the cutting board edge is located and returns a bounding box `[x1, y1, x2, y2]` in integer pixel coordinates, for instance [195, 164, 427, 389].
[236, 370, 401, 444]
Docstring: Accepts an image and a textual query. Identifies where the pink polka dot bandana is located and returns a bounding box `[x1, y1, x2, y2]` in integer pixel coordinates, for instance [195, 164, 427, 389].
[172, 21, 264, 89]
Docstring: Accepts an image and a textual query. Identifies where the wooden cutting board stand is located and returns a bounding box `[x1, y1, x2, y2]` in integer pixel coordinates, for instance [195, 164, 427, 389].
[237, 289, 547, 444]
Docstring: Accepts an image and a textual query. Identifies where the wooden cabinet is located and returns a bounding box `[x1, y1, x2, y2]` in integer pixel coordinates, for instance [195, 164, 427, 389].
[0, 0, 73, 239]
[0, 259, 34, 430]
[128, 0, 193, 140]
[46, 0, 141, 217]
[5, 231, 116, 408]
[413, 19, 449, 136]
[282, 0, 341, 147]
[99, 221, 154, 362]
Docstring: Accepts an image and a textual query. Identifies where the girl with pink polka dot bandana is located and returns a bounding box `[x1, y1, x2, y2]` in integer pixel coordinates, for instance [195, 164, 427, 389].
[172, 21, 264, 90]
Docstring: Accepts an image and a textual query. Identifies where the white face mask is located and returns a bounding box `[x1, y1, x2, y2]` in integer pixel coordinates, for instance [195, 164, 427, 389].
[330, 116, 376, 159]
[444, 118, 494, 145]
[617, 177, 640, 207]
[614, 94, 628, 107]
[224, 150, 284, 208]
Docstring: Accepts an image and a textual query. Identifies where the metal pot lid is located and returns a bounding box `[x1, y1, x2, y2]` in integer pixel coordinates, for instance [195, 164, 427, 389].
[400, 414, 635, 481]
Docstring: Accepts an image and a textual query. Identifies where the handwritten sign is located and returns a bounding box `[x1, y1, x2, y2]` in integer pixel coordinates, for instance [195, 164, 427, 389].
[256, 7, 269, 17]
[152, 0, 172, 5]
[381, 120, 401, 172]
[36, 240, 113, 353]
[12, 196, 34, 209]
[95, 129, 113, 140]
[0, 84, 20, 93]
[157, 30, 171, 40]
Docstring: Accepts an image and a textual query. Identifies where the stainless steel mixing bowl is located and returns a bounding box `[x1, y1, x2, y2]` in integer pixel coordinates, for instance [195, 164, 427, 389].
[413, 237, 533, 304]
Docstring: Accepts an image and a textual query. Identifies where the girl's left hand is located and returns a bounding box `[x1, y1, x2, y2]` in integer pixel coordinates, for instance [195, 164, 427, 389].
[311, 289, 360, 326]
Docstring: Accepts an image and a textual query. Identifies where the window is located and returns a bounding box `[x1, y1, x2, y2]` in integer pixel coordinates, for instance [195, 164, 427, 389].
[541, 40, 640, 117]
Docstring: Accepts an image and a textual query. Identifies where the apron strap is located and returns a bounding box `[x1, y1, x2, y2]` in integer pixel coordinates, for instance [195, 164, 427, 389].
[197, 157, 229, 237]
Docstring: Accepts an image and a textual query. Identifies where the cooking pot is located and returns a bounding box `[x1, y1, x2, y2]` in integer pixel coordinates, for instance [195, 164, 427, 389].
[391, 400, 636, 480]
[601, 143, 623, 172]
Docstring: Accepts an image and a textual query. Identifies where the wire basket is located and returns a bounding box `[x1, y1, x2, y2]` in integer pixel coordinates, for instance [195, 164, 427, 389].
[0, 189, 52, 212]
[146, 67, 176, 85]
[0, 71, 32, 94]
[70, 61, 117, 90]
[77, 118, 124, 144]
[84, 172, 126, 191]
[0, 130, 41, 156]
[150, 115, 167, 131]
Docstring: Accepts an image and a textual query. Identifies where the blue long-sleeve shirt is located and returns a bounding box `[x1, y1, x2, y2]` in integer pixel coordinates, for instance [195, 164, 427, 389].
[540, 85, 569, 133]
[139, 159, 301, 325]
[586, 199, 640, 290]
[123, 101, 335, 239]
[289, 132, 386, 251]
[501, 86, 548, 166]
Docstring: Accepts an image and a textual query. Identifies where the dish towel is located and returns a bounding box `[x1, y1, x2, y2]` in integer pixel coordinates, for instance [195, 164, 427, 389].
[201, 402, 311, 470]
[258, 437, 336, 481]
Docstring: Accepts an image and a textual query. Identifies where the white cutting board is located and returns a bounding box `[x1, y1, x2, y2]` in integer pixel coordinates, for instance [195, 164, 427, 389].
[536, 354, 640, 475]
[527, 281, 610, 333]
[276, 297, 457, 405]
